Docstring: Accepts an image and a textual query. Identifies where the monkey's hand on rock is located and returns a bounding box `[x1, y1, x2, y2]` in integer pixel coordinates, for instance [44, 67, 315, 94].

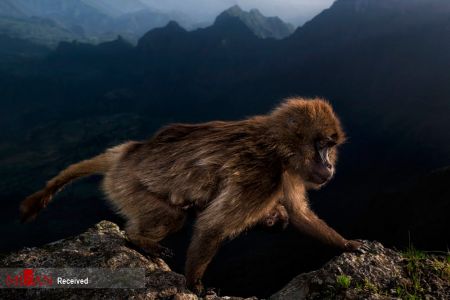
[343, 240, 364, 252]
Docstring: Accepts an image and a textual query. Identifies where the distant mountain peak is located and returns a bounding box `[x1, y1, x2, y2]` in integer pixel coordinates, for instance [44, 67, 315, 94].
[221, 5, 263, 19]
[225, 5, 244, 14]
[136, 20, 187, 51]
[249, 8, 262, 15]
[165, 20, 185, 31]
[216, 6, 294, 39]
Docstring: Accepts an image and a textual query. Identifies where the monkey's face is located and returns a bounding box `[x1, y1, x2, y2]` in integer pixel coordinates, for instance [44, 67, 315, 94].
[272, 99, 346, 189]
[287, 132, 342, 189]
[305, 136, 339, 187]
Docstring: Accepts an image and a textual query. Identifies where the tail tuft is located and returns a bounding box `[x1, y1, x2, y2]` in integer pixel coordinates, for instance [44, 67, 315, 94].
[20, 189, 53, 223]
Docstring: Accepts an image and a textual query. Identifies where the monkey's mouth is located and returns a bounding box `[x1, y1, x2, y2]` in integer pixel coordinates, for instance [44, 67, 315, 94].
[309, 167, 333, 184]
[308, 163, 334, 185]
[309, 173, 330, 185]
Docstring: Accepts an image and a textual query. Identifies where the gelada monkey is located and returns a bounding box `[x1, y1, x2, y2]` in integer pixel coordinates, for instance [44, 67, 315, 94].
[20, 97, 363, 294]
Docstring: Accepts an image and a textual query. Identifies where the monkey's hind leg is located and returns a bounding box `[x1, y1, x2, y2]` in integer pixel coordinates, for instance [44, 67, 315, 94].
[185, 223, 225, 295]
[124, 196, 186, 258]
[185, 200, 251, 295]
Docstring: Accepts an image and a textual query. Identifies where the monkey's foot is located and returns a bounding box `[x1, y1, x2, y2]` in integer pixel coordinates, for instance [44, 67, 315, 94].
[158, 246, 175, 258]
[188, 279, 205, 296]
[206, 287, 219, 296]
[130, 242, 174, 259]
[145, 244, 174, 259]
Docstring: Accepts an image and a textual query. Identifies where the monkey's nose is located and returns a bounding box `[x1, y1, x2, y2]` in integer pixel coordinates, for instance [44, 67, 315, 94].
[311, 163, 333, 184]
[321, 166, 333, 178]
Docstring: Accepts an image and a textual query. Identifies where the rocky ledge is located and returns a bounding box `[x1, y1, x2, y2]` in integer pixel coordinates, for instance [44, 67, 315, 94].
[271, 241, 449, 299]
[1, 221, 448, 299]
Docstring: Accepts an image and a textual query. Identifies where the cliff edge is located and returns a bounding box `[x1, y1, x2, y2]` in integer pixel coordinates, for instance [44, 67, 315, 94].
[1, 221, 448, 299]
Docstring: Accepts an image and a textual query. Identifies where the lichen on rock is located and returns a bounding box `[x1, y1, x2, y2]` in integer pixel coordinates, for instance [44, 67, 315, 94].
[270, 241, 449, 300]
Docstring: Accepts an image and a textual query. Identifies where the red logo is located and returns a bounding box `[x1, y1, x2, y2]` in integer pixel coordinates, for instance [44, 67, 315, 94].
[5, 269, 53, 287]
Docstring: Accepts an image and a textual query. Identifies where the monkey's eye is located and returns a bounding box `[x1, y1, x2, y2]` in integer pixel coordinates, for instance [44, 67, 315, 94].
[326, 140, 337, 147]
[317, 139, 336, 149]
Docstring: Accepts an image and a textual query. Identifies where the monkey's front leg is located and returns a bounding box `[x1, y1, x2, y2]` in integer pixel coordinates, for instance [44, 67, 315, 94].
[289, 207, 362, 251]
[283, 171, 362, 251]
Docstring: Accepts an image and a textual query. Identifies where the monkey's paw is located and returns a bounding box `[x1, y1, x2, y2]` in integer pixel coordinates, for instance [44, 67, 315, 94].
[344, 240, 365, 252]
[155, 245, 174, 259]
[188, 280, 205, 296]
[138, 244, 174, 259]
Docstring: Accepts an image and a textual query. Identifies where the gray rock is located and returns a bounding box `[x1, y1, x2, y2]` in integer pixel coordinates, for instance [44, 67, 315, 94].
[2, 222, 448, 300]
[270, 241, 449, 300]
[0, 221, 252, 300]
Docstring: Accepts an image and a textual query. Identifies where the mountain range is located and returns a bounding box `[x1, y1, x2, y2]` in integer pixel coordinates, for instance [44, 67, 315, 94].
[0, 0, 171, 45]
[0, 2, 295, 46]
[0, 0, 449, 296]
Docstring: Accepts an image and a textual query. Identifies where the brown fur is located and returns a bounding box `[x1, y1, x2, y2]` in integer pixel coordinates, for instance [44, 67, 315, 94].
[20, 97, 362, 294]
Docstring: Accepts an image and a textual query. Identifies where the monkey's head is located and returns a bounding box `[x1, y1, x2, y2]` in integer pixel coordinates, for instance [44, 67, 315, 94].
[270, 97, 346, 189]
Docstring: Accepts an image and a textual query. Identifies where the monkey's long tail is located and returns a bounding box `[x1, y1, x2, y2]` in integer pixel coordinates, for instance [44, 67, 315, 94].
[19, 143, 128, 223]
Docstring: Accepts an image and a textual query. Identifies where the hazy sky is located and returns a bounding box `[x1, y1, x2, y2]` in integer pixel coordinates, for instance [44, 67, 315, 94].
[141, 0, 336, 25]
